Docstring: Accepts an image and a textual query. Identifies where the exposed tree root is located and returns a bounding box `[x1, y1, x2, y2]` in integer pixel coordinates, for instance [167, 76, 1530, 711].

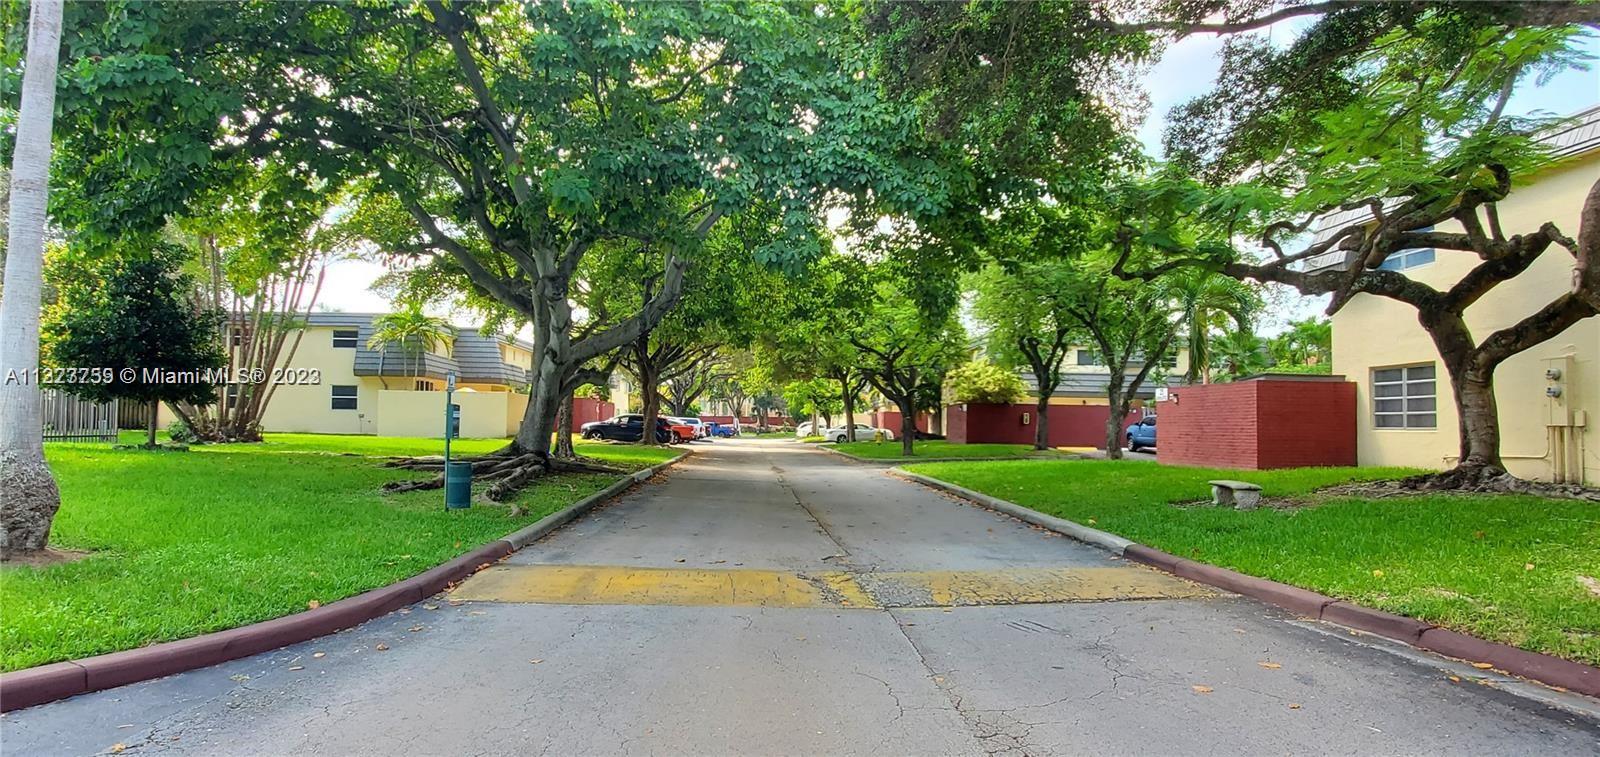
[381, 450, 625, 500]
[1325, 464, 1600, 501]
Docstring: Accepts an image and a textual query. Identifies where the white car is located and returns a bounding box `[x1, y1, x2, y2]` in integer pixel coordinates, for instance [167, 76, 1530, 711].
[824, 424, 893, 443]
[795, 421, 815, 437]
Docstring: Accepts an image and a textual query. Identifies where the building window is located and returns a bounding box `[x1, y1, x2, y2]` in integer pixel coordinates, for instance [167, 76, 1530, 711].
[225, 384, 240, 409]
[331, 385, 358, 410]
[332, 330, 359, 348]
[230, 328, 245, 347]
[1076, 349, 1103, 366]
[1379, 227, 1435, 271]
[1372, 364, 1436, 429]
[414, 379, 436, 391]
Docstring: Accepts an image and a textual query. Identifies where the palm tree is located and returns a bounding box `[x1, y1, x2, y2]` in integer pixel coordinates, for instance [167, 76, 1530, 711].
[1213, 328, 1271, 382]
[368, 308, 456, 389]
[1272, 317, 1332, 367]
[0, 0, 65, 557]
[1167, 270, 1259, 384]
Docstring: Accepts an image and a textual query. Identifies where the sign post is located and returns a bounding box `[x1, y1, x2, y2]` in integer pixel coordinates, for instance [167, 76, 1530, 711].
[444, 371, 457, 466]
[443, 371, 472, 509]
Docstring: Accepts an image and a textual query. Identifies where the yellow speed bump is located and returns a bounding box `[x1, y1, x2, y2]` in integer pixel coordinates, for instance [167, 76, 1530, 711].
[451, 564, 1206, 609]
[451, 564, 877, 609]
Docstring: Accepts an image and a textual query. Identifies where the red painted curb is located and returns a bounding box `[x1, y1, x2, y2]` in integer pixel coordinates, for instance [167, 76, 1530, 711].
[1170, 559, 1337, 619]
[0, 539, 515, 713]
[1321, 601, 1433, 645]
[1118, 542, 1599, 699]
[1122, 544, 1185, 573]
[1417, 628, 1600, 698]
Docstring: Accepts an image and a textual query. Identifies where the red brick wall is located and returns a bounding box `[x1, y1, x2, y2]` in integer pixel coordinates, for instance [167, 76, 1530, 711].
[873, 410, 930, 434]
[572, 398, 615, 426]
[946, 403, 1136, 448]
[1158, 378, 1356, 469]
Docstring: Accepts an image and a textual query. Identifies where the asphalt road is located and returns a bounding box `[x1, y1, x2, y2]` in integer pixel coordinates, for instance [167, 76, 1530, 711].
[4, 438, 1597, 756]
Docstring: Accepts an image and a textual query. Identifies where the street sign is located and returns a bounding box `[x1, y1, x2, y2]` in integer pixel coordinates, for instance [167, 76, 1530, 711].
[1154, 387, 1170, 402]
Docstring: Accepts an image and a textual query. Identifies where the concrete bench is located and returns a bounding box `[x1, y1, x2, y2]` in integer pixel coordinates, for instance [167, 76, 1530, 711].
[1209, 480, 1263, 511]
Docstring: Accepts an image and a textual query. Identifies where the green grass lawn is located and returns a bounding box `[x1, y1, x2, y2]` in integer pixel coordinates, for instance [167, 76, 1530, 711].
[904, 459, 1600, 665]
[833, 440, 1062, 460]
[0, 434, 676, 672]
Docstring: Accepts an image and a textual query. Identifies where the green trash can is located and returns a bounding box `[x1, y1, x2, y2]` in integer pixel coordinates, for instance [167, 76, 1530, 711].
[445, 461, 473, 509]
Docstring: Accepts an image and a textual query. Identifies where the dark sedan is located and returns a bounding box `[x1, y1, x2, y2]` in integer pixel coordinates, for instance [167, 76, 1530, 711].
[580, 414, 671, 443]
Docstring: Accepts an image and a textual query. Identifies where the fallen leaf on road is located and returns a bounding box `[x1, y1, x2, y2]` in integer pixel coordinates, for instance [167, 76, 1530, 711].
[468, 610, 486, 616]
[1471, 662, 1494, 669]
[1191, 685, 1213, 694]
[424, 603, 440, 610]
[409, 625, 424, 632]
[1232, 628, 1246, 634]
[1288, 703, 1301, 710]
[288, 666, 304, 671]
[229, 674, 250, 682]
[675, 558, 686, 563]
[1448, 676, 1461, 682]
[530, 659, 544, 664]
[1257, 662, 1282, 669]
[307, 599, 321, 609]
[312, 652, 326, 659]
[375, 643, 390, 651]
[109, 744, 126, 754]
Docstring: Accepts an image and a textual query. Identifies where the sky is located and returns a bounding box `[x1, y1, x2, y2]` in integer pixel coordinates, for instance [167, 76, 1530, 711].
[311, 26, 1600, 333]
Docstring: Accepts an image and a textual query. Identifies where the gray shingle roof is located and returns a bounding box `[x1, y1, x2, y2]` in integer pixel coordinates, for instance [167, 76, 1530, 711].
[303, 312, 530, 386]
[1020, 371, 1180, 399]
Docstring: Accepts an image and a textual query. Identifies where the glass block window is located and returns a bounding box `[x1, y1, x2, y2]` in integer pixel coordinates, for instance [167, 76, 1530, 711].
[1372, 364, 1436, 429]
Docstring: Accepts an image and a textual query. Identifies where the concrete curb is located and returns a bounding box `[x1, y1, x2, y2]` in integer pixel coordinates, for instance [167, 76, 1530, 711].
[0, 450, 691, 713]
[889, 468, 1134, 554]
[822, 445, 1075, 466]
[891, 467, 1600, 699]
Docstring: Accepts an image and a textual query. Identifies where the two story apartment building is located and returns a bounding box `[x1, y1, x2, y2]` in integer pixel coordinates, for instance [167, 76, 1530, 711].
[242, 313, 536, 438]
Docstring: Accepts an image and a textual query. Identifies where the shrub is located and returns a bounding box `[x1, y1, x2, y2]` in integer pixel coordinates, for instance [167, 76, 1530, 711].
[945, 360, 1026, 405]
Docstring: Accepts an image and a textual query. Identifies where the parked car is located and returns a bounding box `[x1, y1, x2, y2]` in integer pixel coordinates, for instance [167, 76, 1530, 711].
[580, 415, 671, 443]
[822, 424, 894, 443]
[657, 417, 697, 443]
[708, 423, 737, 438]
[795, 421, 815, 438]
[1126, 415, 1157, 452]
[680, 417, 709, 439]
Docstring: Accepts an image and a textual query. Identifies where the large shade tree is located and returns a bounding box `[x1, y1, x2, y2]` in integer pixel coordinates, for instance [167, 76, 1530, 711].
[40, 1, 956, 494]
[874, 1, 1600, 489]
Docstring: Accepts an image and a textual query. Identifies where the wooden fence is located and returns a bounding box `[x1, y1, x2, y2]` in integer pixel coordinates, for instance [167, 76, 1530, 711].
[41, 390, 119, 443]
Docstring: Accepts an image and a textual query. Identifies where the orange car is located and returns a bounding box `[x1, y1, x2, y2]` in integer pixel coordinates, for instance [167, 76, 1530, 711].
[663, 419, 697, 443]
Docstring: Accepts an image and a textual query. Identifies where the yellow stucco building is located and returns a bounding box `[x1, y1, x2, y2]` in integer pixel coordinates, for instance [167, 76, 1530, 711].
[1324, 107, 1599, 483]
[219, 313, 534, 438]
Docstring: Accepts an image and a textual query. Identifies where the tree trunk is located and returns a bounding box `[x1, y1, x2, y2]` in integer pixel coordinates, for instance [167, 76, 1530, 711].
[554, 391, 575, 459]
[1421, 311, 1507, 475]
[1104, 380, 1126, 460]
[147, 407, 159, 449]
[897, 397, 916, 457]
[640, 378, 663, 444]
[0, 0, 64, 558]
[513, 353, 563, 456]
[839, 377, 855, 441]
[1453, 366, 1504, 472]
[1034, 393, 1051, 450]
